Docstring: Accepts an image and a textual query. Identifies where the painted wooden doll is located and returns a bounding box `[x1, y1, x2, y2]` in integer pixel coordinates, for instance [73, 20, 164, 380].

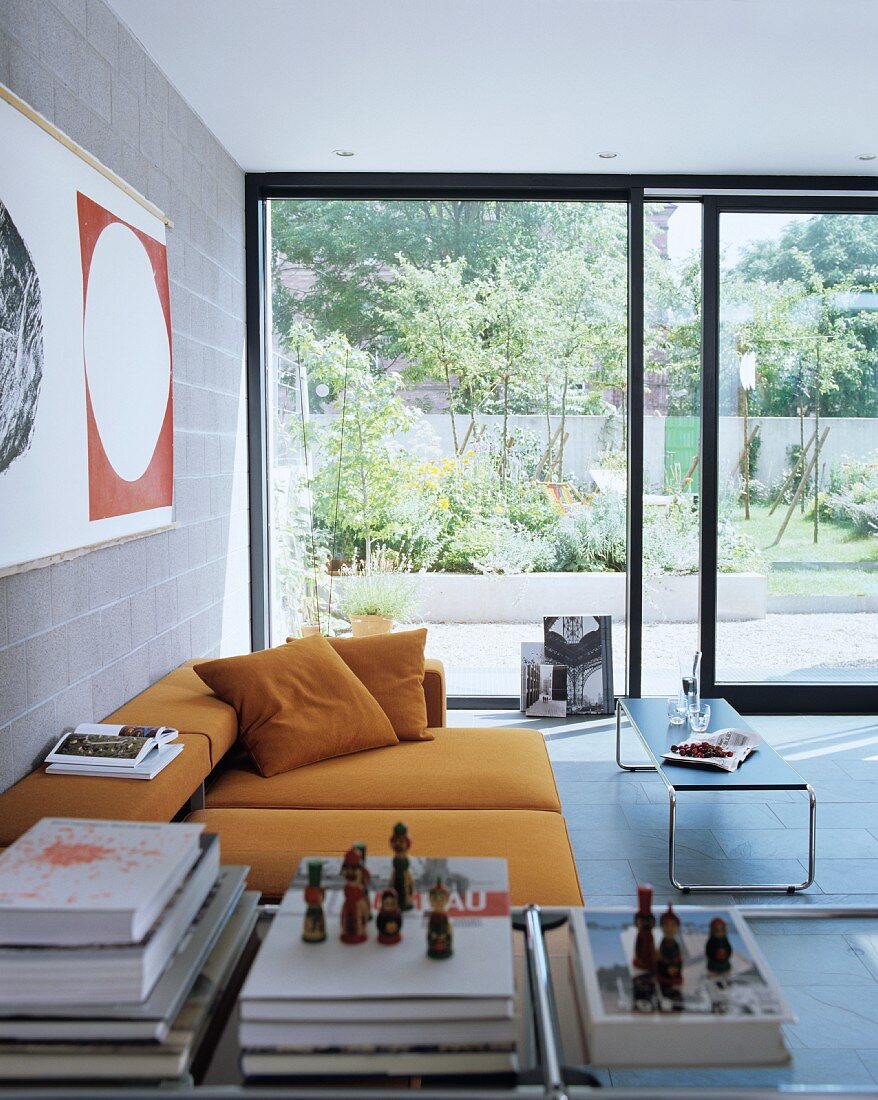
[340, 848, 368, 944]
[426, 878, 453, 960]
[656, 904, 683, 993]
[376, 887, 403, 945]
[390, 822, 414, 911]
[706, 916, 733, 975]
[301, 859, 326, 943]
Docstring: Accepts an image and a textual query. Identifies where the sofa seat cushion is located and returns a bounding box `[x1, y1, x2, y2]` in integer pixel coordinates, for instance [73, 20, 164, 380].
[0, 734, 211, 846]
[104, 663, 238, 767]
[185, 807, 582, 907]
[205, 727, 561, 813]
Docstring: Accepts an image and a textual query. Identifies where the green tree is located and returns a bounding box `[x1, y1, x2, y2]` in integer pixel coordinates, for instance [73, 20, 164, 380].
[381, 256, 484, 453]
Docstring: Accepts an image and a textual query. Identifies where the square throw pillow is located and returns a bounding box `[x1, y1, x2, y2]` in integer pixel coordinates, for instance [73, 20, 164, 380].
[327, 628, 432, 742]
[194, 635, 398, 777]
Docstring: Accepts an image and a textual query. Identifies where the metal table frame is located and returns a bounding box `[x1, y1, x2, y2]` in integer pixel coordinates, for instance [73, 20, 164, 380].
[615, 698, 817, 894]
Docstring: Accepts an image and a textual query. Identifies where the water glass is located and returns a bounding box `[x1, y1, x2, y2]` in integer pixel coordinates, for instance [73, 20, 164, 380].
[688, 704, 711, 734]
[666, 696, 686, 726]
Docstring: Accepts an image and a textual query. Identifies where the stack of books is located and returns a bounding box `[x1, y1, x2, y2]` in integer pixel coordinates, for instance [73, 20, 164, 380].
[0, 818, 257, 1082]
[44, 723, 184, 780]
[239, 855, 518, 1079]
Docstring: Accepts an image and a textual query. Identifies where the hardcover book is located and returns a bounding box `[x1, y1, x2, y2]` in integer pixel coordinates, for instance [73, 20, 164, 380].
[569, 907, 793, 1067]
[45, 724, 178, 769]
[0, 818, 203, 946]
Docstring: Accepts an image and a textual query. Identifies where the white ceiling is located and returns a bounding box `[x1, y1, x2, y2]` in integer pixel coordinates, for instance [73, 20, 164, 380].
[107, 0, 878, 178]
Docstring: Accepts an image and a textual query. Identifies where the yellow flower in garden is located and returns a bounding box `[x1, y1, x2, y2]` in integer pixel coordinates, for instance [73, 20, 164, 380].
[493, 505, 504, 515]
[439, 497, 450, 509]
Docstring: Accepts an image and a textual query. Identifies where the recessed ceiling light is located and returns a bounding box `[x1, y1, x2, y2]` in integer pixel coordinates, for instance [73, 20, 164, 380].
[333, 148, 355, 157]
[597, 151, 618, 159]
[856, 152, 877, 161]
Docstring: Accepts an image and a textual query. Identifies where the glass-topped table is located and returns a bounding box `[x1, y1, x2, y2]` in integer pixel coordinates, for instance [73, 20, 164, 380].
[616, 697, 817, 893]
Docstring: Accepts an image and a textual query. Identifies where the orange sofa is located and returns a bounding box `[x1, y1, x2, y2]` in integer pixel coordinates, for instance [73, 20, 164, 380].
[0, 659, 582, 907]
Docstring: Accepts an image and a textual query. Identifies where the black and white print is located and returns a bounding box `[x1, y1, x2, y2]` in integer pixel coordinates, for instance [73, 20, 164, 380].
[543, 615, 614, 715]
[0, 199, 43, 475]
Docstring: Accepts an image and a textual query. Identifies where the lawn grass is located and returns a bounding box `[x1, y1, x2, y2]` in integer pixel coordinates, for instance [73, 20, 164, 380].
[767, 569, 878, 597]
[733, 501, 878, 564]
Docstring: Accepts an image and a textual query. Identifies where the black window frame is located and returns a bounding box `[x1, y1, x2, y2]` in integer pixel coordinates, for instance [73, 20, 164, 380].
[245, 174, 878, 713]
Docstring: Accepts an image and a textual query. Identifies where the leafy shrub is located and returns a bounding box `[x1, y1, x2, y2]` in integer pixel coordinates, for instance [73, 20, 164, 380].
[824, 456, 878, 536]
[553, 491, 627, 572]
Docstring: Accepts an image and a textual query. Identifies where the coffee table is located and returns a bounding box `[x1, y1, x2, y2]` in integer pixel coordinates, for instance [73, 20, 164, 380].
[615, 697, 816, 894]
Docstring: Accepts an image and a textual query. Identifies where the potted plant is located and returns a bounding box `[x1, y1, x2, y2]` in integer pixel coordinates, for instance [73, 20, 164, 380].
[338, 571, 420, 636]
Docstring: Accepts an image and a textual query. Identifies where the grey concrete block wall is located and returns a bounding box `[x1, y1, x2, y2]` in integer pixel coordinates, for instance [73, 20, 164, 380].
[0, 0, 250, 792]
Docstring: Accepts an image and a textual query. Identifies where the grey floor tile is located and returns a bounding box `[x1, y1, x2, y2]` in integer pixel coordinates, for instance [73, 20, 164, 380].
[785, 985, 878, 1050]
[576, 860, 637, 896]
[814, 859, 878, 894]
[717, 828, 878, 860]
[805, 781, 878, 803]
[856, 1049, 878, 1085]
[562, 802, 642, 833]
[754, 931, 875, 986]
[564, 782, 655, 805]
[568, 826, 725, 861]
[773, 801, 868, 829]
[629, 856, 815, 891]
[622, 800, 790, 831]
[552, 760, 634, 783]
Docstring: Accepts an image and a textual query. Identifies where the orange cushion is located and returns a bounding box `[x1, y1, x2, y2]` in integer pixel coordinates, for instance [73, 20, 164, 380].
[194, 636, 398, 778]
[206, 726, 561, 813]
[327, 629, 431, 742]
[185, 807, 582, 906]
[0, 734, 211, 846]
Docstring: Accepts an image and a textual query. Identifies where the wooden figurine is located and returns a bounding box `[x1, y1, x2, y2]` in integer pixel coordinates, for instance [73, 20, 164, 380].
[390, 822, 414, 911]
[376, 887, 403, 944]
[632, 883, 656, 972]
[353, 842, 373, 923]
[301, 859, 326, 943]
[656, 904, 683, 995]
[340, 848, 368, 944]
[426, 878, 453, 960]
[706, 916, 733, 975]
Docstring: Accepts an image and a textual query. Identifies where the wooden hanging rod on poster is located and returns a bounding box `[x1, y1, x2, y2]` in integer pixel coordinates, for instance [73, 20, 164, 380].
[0, 83, 174, 229]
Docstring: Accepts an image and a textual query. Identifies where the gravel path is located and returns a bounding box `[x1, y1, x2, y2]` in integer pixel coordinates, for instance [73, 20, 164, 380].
[422, 614, 877, 694]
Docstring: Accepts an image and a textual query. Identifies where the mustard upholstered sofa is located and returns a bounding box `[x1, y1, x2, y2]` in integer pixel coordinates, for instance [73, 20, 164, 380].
[0, 659, 582, 907]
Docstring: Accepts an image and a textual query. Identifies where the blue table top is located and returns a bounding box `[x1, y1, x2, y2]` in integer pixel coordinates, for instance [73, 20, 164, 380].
[617, 697, 809, 792]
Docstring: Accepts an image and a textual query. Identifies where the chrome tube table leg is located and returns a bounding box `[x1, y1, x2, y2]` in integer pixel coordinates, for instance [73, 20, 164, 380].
[615, 700, 655, 773]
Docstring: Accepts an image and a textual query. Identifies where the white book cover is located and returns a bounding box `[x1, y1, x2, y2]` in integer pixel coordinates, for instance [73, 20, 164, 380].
[46, 742, 184, 780]
[243, 856, 512, 1005]
[0, 818, 203, 946]
[45, 724, 178, 769]
[569, 907, 793, 1067]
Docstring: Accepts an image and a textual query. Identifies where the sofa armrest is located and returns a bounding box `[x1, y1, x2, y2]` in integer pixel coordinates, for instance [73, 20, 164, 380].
[424, 658, 446, 729]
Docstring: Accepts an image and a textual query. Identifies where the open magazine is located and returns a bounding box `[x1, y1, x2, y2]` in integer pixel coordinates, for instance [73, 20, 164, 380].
[662, 728, 760, 772]
[45, 724, 179, 769]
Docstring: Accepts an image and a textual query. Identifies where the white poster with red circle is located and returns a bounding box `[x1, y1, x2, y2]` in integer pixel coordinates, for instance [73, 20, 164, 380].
[0, 90, 173, 573]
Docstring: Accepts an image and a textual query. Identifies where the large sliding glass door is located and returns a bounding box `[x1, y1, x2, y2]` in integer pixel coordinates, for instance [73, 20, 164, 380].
[702, 200, 878, 710]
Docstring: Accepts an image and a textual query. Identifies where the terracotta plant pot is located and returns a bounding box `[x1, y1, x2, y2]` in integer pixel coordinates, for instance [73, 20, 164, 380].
[350, 615, 393, 638]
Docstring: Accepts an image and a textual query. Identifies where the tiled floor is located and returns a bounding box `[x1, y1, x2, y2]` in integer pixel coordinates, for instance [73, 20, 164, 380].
[449, 706, 878, 1087]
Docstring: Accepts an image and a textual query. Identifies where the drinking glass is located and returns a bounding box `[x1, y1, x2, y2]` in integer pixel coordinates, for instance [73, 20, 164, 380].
[688, 704, 711, 734]
[666, 696, 686, 726]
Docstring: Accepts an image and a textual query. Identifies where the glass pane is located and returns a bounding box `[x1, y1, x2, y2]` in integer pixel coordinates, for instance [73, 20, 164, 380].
[717, 211, 878, 684]
[264, 199, 628, 698]
[643, 201, 703, 696]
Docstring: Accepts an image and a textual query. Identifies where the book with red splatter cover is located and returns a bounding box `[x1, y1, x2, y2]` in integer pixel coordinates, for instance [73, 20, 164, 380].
[0, 818, 204, 947]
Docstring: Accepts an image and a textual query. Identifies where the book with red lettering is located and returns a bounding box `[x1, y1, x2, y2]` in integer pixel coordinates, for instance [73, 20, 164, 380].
[239, 857, 515, 1076]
